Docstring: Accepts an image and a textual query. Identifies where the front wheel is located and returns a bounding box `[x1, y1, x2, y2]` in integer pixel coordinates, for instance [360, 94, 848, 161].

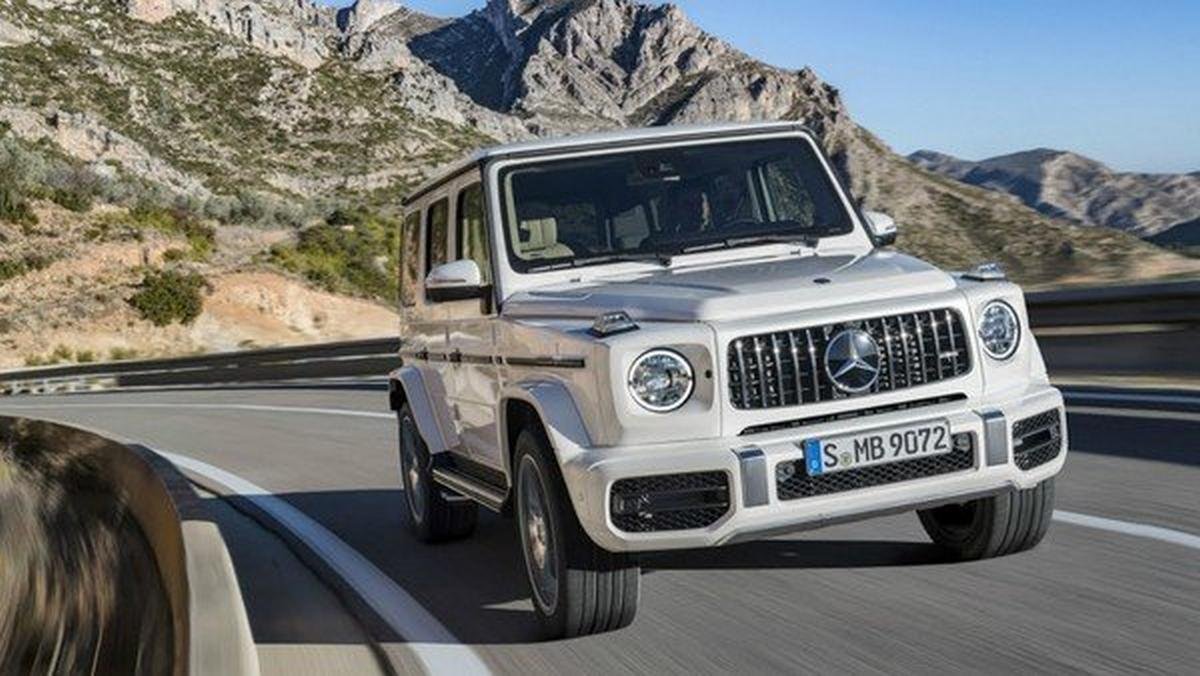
[513, 426, 639, 639]
[397, 402, 477, 542]
[918, 478, 1055, 560]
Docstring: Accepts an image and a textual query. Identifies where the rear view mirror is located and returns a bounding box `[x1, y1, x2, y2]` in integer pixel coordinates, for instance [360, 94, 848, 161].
[864, 211, 897, 246]
[425, 260, 487, 303]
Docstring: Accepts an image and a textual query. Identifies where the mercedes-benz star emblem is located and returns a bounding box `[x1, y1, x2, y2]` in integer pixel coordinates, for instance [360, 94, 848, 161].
[824, 329, 881, 393]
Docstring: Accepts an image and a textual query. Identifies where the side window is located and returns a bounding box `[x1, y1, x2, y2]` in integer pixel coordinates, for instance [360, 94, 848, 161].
[425, 198, 449, 275]
[400, 210, 420, 307]
[456, 183, 491, 284]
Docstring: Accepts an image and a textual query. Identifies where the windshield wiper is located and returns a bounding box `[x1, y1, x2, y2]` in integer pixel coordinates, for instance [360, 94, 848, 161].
[679, 232, 820, 255]
[526, 251, 672, 272]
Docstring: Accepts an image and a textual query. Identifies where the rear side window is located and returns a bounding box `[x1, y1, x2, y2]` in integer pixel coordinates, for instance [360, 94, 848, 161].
[400, 210, 420, 307]
[425, 198, 449, 275]
[456, 183, 491, 284]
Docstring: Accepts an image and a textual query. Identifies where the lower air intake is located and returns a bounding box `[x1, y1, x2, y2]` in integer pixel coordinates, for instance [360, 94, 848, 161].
[1012, 409, 1063, 470]
[777, 436, 976, 501]
[610, 471, 730, 533]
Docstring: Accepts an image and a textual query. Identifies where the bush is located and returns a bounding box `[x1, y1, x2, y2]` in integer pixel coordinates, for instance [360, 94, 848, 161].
[126, 204, 216, 260]
[0, 254, 53, 284]
[269, 208, 398, 301]
[0, 139, 39, 225]
[46, 166, 101, 213]
[127, 269, 207, 327]
[108, 347, 138, 361]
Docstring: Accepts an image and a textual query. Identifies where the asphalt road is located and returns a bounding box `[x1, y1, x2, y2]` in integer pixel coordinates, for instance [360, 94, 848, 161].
[2, 385, 1197, 675]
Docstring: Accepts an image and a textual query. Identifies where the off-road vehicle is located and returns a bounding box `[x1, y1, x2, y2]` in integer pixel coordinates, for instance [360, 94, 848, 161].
[388, 122, 1066, 638]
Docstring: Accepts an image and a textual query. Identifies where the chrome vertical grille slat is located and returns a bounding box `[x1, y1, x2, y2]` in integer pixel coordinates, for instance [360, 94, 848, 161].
[788, 331, 805, 406]
[753, 336, 769, 407]
[805, 328, 820, 403]
[770, 333, 787, 406]
[727, 309, 972, 410]
[945, 309, 960, 375]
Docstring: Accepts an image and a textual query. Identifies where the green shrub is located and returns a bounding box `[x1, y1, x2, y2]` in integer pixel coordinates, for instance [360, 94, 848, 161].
[108, 346, 139, 361]
[127, 269, 208, 326]
[269, 208, 398, 301]
[46, 166, 100, 213]
[0, 254, 53, 284]
[0, 138, 38, 225]
[126, 204, 216, 260]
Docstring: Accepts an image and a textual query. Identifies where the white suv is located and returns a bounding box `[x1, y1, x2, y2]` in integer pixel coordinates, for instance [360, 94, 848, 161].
[388, 122, 1066, 639]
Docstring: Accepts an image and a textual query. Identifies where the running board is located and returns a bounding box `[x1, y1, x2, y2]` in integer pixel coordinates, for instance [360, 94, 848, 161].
[431, 467, 507, 512]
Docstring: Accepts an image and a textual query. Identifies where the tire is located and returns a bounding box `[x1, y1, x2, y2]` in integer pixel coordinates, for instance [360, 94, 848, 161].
[918, 478, 1055, 561]
[513, 426, 640, 639]
[397, 402, 477, 542]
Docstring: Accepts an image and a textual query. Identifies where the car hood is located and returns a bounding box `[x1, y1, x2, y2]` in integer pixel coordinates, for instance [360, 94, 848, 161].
[502, 250, 959, 323]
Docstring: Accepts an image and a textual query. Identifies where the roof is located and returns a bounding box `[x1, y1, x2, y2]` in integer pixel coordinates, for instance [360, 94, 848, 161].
[402, 120, 814, 206]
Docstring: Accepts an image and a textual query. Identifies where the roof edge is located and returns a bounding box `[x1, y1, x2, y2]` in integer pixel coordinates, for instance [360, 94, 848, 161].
[402, 121, 814, 206]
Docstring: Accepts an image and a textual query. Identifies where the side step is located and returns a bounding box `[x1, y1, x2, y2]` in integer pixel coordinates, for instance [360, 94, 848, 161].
[432, 467, 507, 512]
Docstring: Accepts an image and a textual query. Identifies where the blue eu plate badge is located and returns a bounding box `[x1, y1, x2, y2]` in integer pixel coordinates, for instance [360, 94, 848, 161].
[803, 439, 823, 476]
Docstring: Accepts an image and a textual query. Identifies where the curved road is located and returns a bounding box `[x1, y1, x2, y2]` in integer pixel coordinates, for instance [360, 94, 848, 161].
[2, 385, 1198, 674]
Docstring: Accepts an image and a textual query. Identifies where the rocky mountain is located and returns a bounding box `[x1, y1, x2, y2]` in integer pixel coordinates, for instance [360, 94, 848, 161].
[909, 148, 1200, 238]
[0, 0, 1198, 366]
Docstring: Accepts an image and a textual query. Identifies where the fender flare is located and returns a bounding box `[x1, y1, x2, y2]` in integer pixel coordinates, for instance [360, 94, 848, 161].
[388, 366, 454, 454]
[499, 379, 592, 479]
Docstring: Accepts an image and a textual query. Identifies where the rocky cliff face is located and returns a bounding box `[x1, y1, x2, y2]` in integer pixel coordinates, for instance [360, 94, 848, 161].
[1, 0, 1195, 288]
[122, 0, 339, 67]
[910, 148, 1200, 238]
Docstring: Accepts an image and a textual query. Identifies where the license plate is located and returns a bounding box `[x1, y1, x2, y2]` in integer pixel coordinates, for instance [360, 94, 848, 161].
[800, 420, 952, 476]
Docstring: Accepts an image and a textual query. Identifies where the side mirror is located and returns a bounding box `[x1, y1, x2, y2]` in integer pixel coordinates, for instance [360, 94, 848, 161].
[864, 210, 897, 246]
[425, 260, 487, 303]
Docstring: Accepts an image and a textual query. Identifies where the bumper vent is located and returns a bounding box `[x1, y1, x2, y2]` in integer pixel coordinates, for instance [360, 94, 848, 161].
[727, 309, 971, 410]
[610, 471, 730, 533]
[776, 437, 976, 501]
[1012, 409, 1063, 470]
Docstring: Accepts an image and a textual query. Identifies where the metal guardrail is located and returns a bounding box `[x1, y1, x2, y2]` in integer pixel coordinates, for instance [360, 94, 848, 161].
[2, 281, 1197, 395]
[0, 338, 399, 395]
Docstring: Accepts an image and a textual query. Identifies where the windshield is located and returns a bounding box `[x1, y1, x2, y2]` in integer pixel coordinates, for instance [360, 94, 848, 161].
[498, 137, 854, 272]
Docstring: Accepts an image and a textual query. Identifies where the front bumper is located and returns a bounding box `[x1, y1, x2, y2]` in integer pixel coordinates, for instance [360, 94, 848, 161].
[562, 383, 1066, 552]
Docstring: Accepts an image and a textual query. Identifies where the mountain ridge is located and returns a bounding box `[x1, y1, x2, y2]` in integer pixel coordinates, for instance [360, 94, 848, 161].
[909, 147, 1200, 238]
[1, 0, 1198, 367]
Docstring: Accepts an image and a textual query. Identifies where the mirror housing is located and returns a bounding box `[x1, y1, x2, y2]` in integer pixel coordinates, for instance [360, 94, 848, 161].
[864, 210, 897, 246]
[425, 260, 487, 303]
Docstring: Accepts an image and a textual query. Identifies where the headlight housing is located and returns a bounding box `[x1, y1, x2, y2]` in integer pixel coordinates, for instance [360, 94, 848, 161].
[627, 349, 694, 412]
[978, 300, 1021, 360]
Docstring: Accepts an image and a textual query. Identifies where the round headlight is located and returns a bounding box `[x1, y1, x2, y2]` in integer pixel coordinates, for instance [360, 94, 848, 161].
[627, 349, 694, 412]
[978, 300, 1021, 360]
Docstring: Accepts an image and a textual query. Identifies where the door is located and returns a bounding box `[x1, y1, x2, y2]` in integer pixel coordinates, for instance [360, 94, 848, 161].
[440, 181, 501, 467]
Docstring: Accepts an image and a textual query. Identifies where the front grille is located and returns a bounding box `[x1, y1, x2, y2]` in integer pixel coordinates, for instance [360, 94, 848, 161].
[1013, 409, 1063, 470]
[610, 471, 730, 532]
[727, 309, 971, 410]
[776, 437, 976, 501]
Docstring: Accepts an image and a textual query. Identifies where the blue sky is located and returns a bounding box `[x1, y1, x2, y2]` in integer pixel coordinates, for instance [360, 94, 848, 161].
[322, 1, 1199, 173]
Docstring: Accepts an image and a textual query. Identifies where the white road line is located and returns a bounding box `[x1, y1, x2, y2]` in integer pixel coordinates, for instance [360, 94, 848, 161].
[160, 451, 492, 676]
[0, 402, 394, 419]
[1054, 510, 1200, 551]
[1064, 391, 1200, 406]
[1066, 405, 1200, 423]
[4, 402, 1197, 562]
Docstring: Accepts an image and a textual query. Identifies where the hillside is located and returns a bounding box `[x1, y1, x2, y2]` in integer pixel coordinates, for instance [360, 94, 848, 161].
[909, 148, 1200, 238]
[1, 0, 1198, 367]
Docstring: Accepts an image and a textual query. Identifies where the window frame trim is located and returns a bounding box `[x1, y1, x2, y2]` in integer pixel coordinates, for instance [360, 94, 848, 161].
[494, 135, 858, 274]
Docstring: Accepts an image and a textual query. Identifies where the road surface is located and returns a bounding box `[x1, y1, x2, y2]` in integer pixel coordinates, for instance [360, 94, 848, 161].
[2, 385, 1197, 674]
